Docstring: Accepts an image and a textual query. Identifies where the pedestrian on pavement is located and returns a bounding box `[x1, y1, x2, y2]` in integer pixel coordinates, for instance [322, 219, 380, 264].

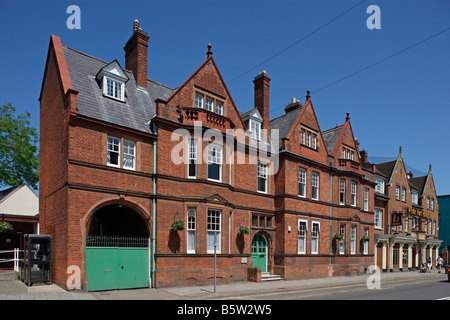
[436, 256, 444, 273]
[427, 257, 432, 273]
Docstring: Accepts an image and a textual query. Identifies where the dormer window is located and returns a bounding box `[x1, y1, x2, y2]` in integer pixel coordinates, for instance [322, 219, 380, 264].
[96, 60, 128, 102]
[250, 120, 261, 141]
[241, 108, 263, 141]
[106, 77, 124, 100]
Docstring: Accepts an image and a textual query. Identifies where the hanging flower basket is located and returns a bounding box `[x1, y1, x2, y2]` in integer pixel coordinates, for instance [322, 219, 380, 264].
[237, 226, 250, 236]
[0, 221, 13, 233]
[170, 220, 184, 232]
[333, 233, 344, 240]
[361, 236, 370, 242]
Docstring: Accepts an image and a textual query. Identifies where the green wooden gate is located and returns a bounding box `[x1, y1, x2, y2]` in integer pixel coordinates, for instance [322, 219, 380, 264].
[251, 233, 267, 272]
[86, 236, 149, 291]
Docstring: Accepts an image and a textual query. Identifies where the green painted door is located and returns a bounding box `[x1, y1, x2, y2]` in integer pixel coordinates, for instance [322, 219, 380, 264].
[86, 237, 149, 291]
[118, 248, 149, 290]
[86, 247, 119, 291]
[251, 234, 267, 272]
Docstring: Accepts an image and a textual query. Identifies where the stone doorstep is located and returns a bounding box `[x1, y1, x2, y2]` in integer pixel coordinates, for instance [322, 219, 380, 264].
[261, 272, 284, 281]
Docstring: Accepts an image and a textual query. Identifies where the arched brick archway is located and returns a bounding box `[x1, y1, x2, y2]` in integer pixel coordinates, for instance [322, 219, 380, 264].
[82, 198, 151, 291]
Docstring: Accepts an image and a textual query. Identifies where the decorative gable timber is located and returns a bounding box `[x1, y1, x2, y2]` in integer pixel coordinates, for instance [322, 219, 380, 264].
[155, 45, 246, 132]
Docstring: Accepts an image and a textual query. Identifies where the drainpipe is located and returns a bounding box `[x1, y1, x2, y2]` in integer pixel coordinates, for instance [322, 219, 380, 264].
[329, 170, 333, 265]
[151, 123, 158, 288]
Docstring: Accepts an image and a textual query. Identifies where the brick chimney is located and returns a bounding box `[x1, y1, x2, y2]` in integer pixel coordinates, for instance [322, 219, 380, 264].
[360, 149, 368, 164]
[253, 71, 271, 132]
[124, 19, 149, 88]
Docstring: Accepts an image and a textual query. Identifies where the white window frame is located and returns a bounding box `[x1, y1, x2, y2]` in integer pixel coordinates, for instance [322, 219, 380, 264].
[207, 209, 221, 253]
[187, 208, 197, 254]
[375, 178, 385, 194]
[311, 134, 317, 150]
[339, 224, 346, 255]
[195, 93, 204, 109]
[364, 188, 369, 211]
[207, 144, 222, 182]
[401, 187, 406, 202]
[195, 92, 224, 115]
[311, 221, 320, 254]
[104, 77, 125, 101]
[298, 219, 308, 254]
[374, 209, 383, 229]
[395, 186, 400, 200]
[300, 129, 306, 145]
[298, 168, 306, 198]
[350, 181, 357, 207]
[122, 140, 136, 170]
[250, 120, 261, 141]
[311, 172, 319, 200]
[107, 136, 121, 168]
[363, 229, 369, 255]
[350, 225, 357, 255]
[412, 191, 418, 205]
[427, 197, 430, 209]
[215, 101, 223, 115]
[205, 97, 214, 112]
[404, 215, 408, 232]
[257, 161, 268, 193]
[188, 139, 197, 179]
[431, 198, 434, 210]
[339, 179, 346, 205]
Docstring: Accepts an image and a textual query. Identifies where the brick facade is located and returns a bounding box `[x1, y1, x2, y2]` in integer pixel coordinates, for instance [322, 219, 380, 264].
[39, 21, 436, 290]
[371, 148, 441, 271]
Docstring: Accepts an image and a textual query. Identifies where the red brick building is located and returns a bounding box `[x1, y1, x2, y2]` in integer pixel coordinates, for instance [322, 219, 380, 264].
[39, 21, 377, 290]
[369, 147, 441, 271]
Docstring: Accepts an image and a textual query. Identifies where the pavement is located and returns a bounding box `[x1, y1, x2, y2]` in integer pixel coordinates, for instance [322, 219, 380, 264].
[0, 269, 447, 300]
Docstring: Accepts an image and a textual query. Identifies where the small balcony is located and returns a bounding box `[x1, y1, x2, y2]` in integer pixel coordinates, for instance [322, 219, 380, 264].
[338, 158, 360, 171]
[183, 107, 234, 130]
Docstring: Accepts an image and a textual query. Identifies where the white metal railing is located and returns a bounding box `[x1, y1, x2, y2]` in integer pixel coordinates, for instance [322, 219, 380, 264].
[0, 248, 21, 271]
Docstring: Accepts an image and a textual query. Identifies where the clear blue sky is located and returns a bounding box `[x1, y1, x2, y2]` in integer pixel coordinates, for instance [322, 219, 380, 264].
[1, 0, 449, 194]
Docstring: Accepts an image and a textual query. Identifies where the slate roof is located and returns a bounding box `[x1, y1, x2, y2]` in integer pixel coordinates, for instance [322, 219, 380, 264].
[374, 160, 396, 180]
[63, 46, 174, 134]
[269, 108, 301, 146]
[409, 175, 427, 192]
[322, 126, 342, 155]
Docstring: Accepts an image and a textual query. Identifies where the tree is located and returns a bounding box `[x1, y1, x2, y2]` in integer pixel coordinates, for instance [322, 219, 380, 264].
[0, 103, 39, 189]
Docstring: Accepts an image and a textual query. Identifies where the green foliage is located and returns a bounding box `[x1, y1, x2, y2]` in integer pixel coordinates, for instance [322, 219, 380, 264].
[237, 226, 250, 235]
[170, 219, 185, 232]
[333, 233, 344, 240]
[0, 103, 39, 189]
[0, 221, 13, 233]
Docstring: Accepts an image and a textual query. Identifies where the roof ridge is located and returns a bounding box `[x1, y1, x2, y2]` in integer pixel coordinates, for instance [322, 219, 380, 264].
[322, 125, 343, 134]
[63, 45, 173, 91]
[269, 108, 300, 123]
